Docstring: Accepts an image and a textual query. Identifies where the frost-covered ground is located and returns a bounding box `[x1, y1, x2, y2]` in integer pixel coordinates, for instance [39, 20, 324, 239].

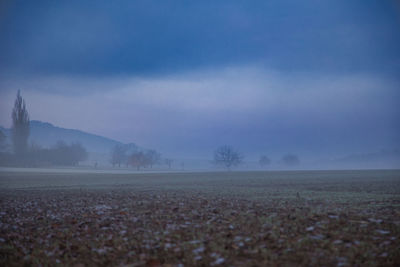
[0, 170, 399, 266]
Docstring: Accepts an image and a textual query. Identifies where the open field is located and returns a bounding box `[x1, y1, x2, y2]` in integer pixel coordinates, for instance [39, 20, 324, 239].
[1, 169, 400, 266]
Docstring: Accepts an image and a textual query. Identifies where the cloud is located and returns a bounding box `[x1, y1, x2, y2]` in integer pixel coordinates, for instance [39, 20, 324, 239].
[0, 0, 399, 76]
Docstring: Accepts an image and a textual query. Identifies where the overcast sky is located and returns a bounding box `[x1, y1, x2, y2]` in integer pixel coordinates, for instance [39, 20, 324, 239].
[0, 0, 399, 160]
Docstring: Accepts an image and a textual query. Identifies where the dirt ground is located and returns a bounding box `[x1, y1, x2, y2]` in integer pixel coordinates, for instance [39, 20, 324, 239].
[1, 169, 399, 266]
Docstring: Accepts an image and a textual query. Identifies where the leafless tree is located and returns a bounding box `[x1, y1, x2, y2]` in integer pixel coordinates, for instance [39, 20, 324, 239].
[110, 144, 127, 167]
[130, 151, 146, 170]
[164, 158, 173, 169]
[281, 154, 299, 166]
[11, 90, 30, 157]
[213, 145, 243, 169]
[145, 149, 161, 168]
[259, 155, 271, 167]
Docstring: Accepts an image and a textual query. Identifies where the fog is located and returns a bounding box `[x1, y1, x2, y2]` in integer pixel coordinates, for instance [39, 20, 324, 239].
[1, 2, 400, 265]
[0, 0, 399, 170]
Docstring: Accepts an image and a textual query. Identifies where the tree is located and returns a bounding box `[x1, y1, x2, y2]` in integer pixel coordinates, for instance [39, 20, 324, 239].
[49, 141, 88, 166]
[259, 155, 271, 167]
[11, 90, 30, 156]
[164, 158, 173, 169]
[145, 150, 161, 168]
[110, 144, 127, 167]
[70, 142, 88, 165]
[0, 130, 7, 152]
[213, 145, 243, 169]
[130, 151, 146, 170]
[281, 154, 300, 166]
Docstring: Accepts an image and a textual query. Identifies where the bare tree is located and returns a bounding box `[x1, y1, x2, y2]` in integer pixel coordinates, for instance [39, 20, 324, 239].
[213, 145, 243, 169]
[11, 90, 30, 157]
[259, 155, 271, 167]
[110, 144, 127, 167]
[130, 151, 146, 170]
[281, 154, 300, 166]
[145, 150, 161, 168]
[164, 158, 173, 169]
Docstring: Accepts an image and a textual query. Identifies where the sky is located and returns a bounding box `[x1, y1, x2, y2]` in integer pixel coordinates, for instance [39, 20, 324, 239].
[0, 0, 399, 162]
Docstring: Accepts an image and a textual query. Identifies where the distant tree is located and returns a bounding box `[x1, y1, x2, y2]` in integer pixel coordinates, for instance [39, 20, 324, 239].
[281, 154, 300, 166]
[145, 150, 161, 168]
[27, 142, 46, 166]
[259, 155, 271, 167]
[110, 144, 127, 167]
[11, 90, 30, 157]
[0, 130, 7, 152]
[53, 140, 69, 165]
[213, 145, 243, 169]
[70, 142, 88, 165]
[164, 158, 173, 169]
[130, 151, 146, 170]
[50, 141, 88, 166]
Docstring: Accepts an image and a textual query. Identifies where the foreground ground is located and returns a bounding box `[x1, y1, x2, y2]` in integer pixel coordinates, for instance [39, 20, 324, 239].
[0, 169, 399, 266]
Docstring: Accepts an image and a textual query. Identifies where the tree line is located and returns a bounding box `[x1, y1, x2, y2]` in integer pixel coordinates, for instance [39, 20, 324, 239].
[0, 91, 88, 167]
[213, 145, 300, 169]
[110, 145, 173, 170]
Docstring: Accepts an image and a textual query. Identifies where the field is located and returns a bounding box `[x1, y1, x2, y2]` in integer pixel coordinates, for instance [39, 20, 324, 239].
[1, 169, 400, 266]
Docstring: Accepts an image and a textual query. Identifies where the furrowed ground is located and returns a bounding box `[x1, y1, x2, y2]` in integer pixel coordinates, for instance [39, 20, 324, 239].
[0, 170, 399, 266]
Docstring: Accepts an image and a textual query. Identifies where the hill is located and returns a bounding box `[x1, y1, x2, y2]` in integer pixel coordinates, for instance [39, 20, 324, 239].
[0, 121, 139, 164]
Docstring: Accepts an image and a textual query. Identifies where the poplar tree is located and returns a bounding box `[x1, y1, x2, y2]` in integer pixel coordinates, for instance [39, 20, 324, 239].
[11, 90, 30, 156]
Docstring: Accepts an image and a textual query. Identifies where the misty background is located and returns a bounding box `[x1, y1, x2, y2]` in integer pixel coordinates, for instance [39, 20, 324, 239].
[0, 0, 399, 169]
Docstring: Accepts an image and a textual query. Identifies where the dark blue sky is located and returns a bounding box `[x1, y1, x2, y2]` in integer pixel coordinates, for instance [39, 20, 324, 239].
[0, 0, 399, 162]
[1, 0, 399, 77]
